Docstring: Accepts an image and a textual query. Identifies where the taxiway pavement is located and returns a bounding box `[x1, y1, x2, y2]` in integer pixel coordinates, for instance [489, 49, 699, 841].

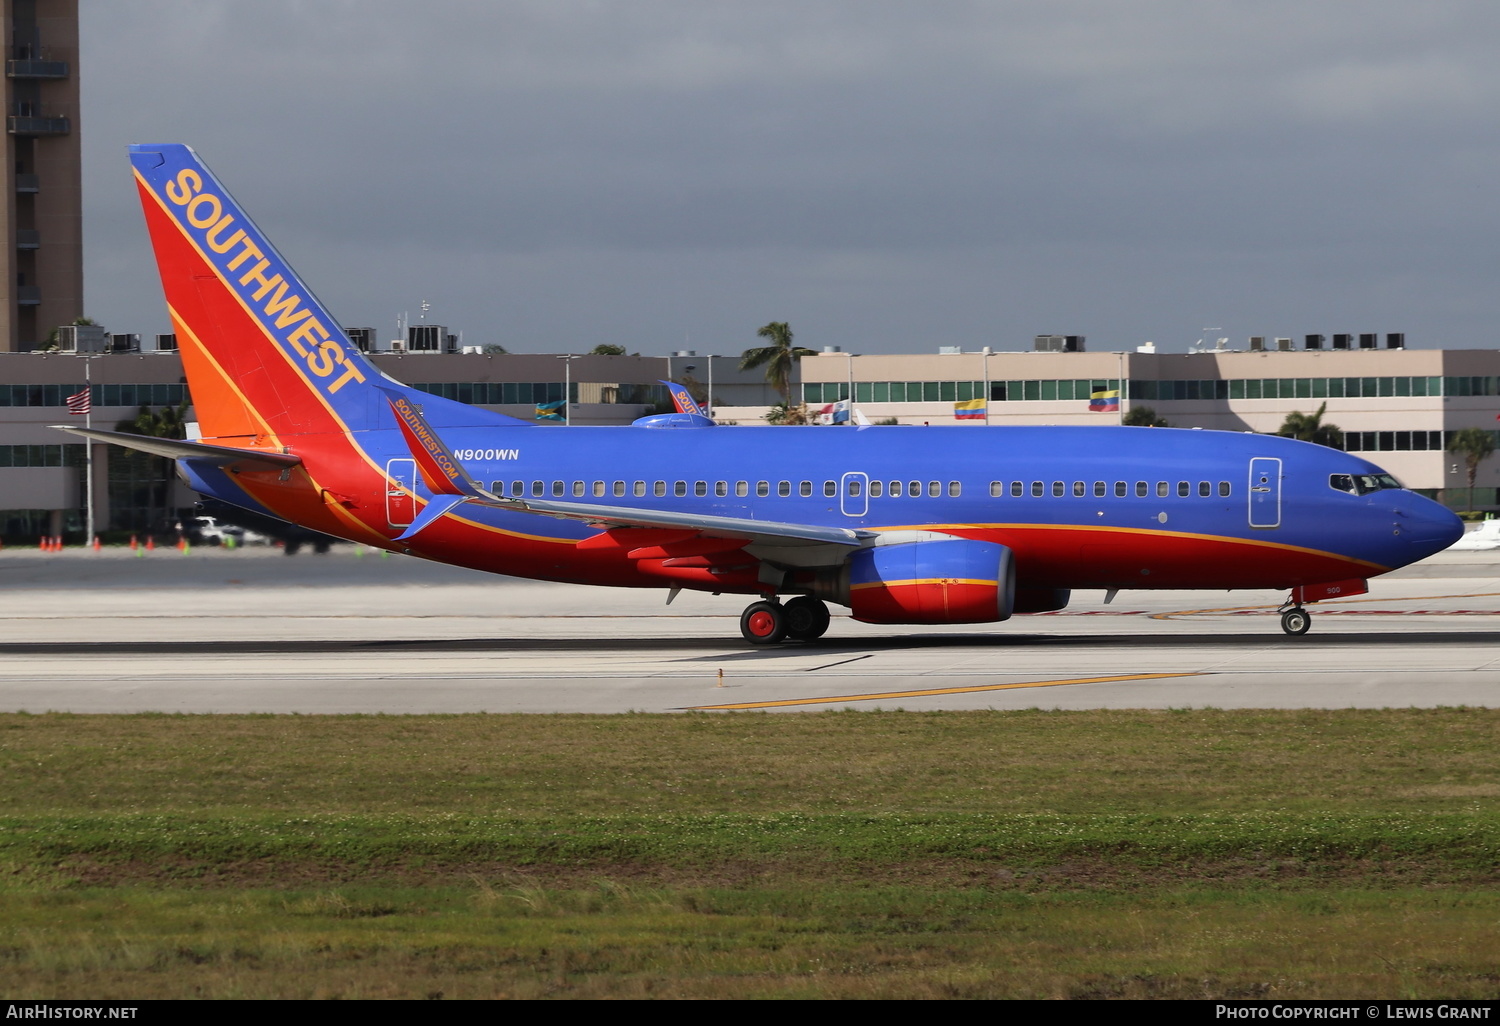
[1, 546, 1497, 713]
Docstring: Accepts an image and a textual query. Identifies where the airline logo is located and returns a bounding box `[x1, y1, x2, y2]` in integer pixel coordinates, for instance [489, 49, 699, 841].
[139, 150, 368, 401]
[385, 393, 468, 496]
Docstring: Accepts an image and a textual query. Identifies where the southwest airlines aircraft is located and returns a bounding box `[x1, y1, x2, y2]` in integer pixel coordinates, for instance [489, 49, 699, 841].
[61, 145, 1463, 644]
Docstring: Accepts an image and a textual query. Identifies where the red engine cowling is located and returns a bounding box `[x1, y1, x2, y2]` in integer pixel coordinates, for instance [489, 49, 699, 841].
[842, 539, 1016, 625]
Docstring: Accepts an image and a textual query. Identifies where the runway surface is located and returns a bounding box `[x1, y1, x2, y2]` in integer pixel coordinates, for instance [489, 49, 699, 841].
[1, 545, 1498, 713]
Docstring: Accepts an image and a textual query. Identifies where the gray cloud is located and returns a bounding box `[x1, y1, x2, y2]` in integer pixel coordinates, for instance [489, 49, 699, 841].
[81, 1, 1500, 352]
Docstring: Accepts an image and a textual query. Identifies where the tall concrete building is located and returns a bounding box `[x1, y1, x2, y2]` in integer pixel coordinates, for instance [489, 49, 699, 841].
[1, 0, 80, 352]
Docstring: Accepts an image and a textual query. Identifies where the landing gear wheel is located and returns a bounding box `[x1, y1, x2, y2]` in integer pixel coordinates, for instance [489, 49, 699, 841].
[782, 596, 831, 641]
[740, 601, 787, 645]
[1280, 607, 1311, 636]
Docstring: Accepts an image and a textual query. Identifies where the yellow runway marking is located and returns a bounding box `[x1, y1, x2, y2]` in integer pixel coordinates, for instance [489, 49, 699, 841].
[687, 672, 1199, 710]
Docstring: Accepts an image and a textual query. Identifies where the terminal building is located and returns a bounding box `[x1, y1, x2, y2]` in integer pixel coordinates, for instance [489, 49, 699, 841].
[797, 339, 1500, 509]
[2, 327, 1498, 540]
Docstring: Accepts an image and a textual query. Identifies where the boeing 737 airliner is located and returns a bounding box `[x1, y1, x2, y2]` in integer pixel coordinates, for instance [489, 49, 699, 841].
[60, 145, 1463, 644]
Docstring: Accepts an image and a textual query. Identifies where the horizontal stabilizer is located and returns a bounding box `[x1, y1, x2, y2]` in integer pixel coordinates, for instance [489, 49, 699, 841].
[52, 426, 302, 470]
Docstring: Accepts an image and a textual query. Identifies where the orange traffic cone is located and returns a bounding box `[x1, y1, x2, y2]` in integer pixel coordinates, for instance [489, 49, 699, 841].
[145, 536, 155, 552]
[92, 536, 102, 552]
[129, 534, 138, 550]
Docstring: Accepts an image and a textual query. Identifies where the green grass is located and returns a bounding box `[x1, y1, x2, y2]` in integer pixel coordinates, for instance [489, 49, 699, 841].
[1, 709, 1497, 998]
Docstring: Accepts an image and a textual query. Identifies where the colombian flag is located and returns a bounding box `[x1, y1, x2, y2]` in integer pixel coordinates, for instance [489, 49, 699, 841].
[1089, 389, 1120, 412]
[954, 398, 986, 420]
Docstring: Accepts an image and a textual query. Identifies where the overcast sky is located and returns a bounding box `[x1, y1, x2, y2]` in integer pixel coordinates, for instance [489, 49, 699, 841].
[80, 1, 1500, 355]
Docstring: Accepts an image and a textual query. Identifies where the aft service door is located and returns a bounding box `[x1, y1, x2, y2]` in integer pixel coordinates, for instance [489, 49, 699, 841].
[386, 458, 418, 527]
[841, 471, 869, 517]
[1248, 457, 1281, 529]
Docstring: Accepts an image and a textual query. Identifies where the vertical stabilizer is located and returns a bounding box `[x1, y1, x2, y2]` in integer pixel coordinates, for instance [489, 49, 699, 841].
[130, 144, 382, 444]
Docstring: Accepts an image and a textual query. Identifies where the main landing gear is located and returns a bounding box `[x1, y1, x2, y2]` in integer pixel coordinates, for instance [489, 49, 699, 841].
[739, 596, 832, 645]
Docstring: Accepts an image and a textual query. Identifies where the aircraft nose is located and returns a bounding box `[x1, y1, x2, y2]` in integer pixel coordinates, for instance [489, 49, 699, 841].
[1396, 499, 1464, 560]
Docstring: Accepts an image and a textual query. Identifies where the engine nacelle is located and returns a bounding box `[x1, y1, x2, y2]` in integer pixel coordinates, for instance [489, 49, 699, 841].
[840, 539, 1015, 625]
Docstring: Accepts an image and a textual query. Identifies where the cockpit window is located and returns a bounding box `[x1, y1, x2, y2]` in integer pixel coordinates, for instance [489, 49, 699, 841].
[1329, 472, 1402, 495]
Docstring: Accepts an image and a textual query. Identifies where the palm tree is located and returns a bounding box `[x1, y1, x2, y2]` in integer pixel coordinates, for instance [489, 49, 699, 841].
[1446, 426, 1496, 513]
[739, 322, 816, 404]
[1277, 402, 1343, 448]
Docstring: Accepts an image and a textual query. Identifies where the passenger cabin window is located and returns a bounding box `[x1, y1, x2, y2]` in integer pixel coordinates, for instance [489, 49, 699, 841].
[1198, 481, 1210, 497]
[849, 480, 863, 497]
[1218, 481, 1231, 497]
[1177, 481, 1189, 497]
[910, 481, 922, 497]
[778, 481, 791, 497]
[1011, 481, 1023, 497]
[1156, 481, 1168, 497]
[573, 481, 585, 496]
[510, 481, 524, 497]
[695, 481, 708, 496]
[870, 480, 884, 497]
[1136, 482, 1148, 497]
[593, 481, 606, 497]
[990, 482, 1003, 497]
[928, 481, 941, 497]
[756, 481, 770, 497]
[890, 481, 904, 497]
[1094, 481, 1106, 497]
[613, 481, 626, 496]
[949, 481, 961, 497]
[1051, 481, 1064, 497]
[735, 481, 748, 496]
[1073, 481, 1085, 497]
[654, 481, 666, 496]
[1032, 481, 1043, 497]
[674, 481, 687, 496]
[531, 480, 544, 497]
[1115, 481, 1126, 497]
[633, 481, 646, 496]
[715, 481, 728, 497]
[552, 481, 564, 497]
[799, 481, 812, 497]
[824, 481, 837, 497]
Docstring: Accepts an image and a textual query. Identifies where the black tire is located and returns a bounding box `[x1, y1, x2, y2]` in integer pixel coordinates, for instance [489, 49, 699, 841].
[782, 596, 831, 641]
[1280, 608, 1311, 635]
[740, 601, 787, 645]
[284, 540, 302, 556]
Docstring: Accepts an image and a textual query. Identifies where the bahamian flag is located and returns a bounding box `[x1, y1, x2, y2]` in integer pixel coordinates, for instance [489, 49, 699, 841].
[1089, 389, 1120, 412]
[954, 398, 986, 420]
[535, 400, 566, 422]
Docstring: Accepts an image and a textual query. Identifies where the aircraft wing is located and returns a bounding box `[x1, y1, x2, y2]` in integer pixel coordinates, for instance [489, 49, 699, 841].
[381, 386, 871, 548]
[52, 426, 302, 470]
[469, 494, 873, 548]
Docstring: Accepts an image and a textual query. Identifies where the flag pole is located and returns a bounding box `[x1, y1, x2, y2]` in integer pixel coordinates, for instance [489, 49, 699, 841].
[84, 354, 94, 546]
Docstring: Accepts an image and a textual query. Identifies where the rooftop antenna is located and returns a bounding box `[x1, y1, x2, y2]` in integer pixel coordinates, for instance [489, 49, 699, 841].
[419, 299, 431, 322]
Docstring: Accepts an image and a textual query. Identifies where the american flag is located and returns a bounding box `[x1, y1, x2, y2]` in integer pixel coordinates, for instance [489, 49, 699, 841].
[65, 388, 91, 416]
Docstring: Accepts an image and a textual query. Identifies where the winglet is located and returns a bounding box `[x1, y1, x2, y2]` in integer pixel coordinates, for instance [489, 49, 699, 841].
[659, 379, 708, 417]
[381, 387, 482, 498]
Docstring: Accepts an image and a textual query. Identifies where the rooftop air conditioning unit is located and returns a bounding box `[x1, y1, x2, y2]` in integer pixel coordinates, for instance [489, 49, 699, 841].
[57, 324, 107, 353]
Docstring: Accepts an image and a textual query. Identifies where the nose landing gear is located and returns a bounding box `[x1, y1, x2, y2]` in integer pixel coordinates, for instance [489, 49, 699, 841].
[739, 596, 832, 644]
[1279, 603, 1311, 636]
